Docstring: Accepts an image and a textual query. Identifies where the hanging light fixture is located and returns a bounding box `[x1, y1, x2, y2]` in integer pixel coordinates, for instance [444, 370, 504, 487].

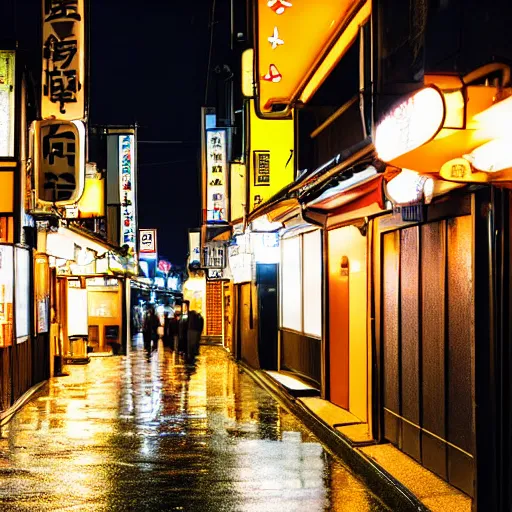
[385, 169, 434, 206]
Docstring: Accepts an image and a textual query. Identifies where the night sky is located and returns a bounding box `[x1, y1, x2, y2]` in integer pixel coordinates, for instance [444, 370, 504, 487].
[89, 0, 214, 265]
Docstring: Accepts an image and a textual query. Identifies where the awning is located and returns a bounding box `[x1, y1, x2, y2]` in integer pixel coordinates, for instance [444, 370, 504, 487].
[247, 138, 377, 228]
[307, 173, 387, 215]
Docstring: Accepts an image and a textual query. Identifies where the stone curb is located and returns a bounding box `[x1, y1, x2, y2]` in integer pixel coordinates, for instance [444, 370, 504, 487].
[0, 380, 48, 427]
[238, 361, 429, 512]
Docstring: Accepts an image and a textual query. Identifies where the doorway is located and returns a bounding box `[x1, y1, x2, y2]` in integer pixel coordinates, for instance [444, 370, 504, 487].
[257, 263, 278, 370]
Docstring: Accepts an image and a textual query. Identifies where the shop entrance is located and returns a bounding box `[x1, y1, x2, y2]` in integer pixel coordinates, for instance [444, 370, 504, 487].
[327, 226, 368, 421]
[240, 282, 259, 368]
[256, 263, 278, 370]
[381, 217, 475, 496]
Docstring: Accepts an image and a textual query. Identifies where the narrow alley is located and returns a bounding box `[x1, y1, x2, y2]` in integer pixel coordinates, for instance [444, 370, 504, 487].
[0, 340, 387, 512]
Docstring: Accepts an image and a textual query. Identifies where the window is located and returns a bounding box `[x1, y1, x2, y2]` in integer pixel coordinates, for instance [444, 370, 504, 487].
[281, 236, 302, 331]
[303, 230, 322, 337]
[280, 230, 322, 337]
[15, 247, 30, 341]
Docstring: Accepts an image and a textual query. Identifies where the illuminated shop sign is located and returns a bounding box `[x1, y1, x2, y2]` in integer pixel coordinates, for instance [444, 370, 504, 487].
[206, 129, 228, 222]
[0, 51, 15, 157]
[385, 169, 434, 206]
[202, 241, 227, 269]
[34, 119, 86, 206]
[375, 87, 445, 162]
[119, 135, 136, 253]
[254, 151, 271, 186]
[249, 100, 294, 212]
[257, 0, 361, 114]
[15, 247, 30, 343]
[189, 231, 201, 265]
[0, 245, 13, 347]
[207, 269, 224, 280]
[139, 228, 157, 256]
[42, 0, 85, 120]
[241, 49, 254, 98]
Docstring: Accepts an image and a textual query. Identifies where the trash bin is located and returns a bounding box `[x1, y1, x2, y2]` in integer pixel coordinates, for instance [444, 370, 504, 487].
[67, 335, 89, 364]
[105, 325, 121, 355]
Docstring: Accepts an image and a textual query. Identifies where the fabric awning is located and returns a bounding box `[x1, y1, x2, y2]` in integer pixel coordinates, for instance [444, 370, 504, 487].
[306, 173, 388, 216]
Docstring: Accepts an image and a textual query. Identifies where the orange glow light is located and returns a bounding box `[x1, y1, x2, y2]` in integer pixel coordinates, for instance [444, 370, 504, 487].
[375, 87, 445, 162]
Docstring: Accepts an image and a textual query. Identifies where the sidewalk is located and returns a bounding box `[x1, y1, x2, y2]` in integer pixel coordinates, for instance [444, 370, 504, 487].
[240, 363, 472, 512]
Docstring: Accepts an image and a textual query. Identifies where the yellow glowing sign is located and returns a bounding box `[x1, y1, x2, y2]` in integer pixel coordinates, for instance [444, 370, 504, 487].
[257, 0, 362, 114]
[242, 49, 254, 98]
[300, 0, 371, 104]
[248, 99, 294, 211]
[375, 86, 445, 162]
[439, 158, 488, 183]
[230, 162, 246, 222]
[0, 171, 14, 213]
[77, 176, 105, 217]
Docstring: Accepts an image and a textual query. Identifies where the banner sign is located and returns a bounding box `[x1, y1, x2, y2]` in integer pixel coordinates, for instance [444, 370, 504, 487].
[188, 231, 201, 266]
[119, 135, 136, 253]
[254, 150, 271, 186]
[139, 228, 157, 255]
[0, 51, 15, 157]
[34, 119, 86, 205]
[202, 241, 227, 269]
[42, 0, 85, 120]
[206, 129, 228, 222]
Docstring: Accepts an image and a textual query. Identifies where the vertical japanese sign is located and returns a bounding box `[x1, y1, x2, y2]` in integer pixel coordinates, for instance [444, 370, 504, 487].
[188, 231, 201, 266]
[254, 151, 271, 186]
[206, 129, 228, 222]
[0, 51, 15, 157]
[35, 119, 86, 205]
[119, 135, 136, 253]
[42, 0, 85, 120]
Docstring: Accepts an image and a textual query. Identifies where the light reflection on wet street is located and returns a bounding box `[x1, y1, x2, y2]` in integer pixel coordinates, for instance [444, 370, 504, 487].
[0, 339, 387, 511]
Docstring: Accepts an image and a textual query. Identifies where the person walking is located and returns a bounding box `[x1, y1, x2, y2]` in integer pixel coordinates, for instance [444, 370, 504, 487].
[186, 310, 204, 363]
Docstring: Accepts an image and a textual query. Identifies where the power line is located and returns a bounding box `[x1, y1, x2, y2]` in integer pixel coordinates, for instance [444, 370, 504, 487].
[138, 158, 195, 168]
[138, 140, 198, 145]
[204, 0, 217, 105]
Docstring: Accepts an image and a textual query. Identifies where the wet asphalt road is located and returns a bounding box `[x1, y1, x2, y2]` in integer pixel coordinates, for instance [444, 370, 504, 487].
[0, 338, 388, 511]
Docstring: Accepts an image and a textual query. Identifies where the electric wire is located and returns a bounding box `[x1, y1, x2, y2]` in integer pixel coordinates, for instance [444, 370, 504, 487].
[204, 0, 217, 105]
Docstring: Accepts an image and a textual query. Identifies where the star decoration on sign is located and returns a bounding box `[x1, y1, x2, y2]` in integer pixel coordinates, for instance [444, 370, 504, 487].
[268, 27, 284, 49]
[267, 0, 292, 15]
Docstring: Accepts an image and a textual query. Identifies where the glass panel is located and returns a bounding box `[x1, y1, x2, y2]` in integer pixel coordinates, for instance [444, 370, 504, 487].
[281, 236, 302, 331]
[15, 247, 30, 341]
[303, 230, 322, 337]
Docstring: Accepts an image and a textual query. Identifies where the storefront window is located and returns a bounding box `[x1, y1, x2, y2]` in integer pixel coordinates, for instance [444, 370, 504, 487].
[281, 230, 322, 337]
[0, 245, 13, 346]
[281, 236, 302, 331]
[303, 230, 322, 337]
[67, 280, 88, 337]
[15, 247, 30, 342]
